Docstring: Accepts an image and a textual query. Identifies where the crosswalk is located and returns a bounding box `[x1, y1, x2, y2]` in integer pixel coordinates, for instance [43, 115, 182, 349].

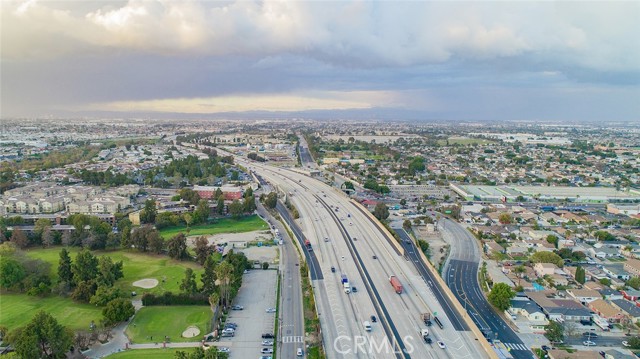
[503, 343, 529, 351]
[282, 336, 304, 343]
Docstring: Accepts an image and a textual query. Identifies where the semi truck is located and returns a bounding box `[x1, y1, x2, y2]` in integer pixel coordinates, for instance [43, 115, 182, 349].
[389, 275, 403, 294]
[433, 316, 444, 329]
[421, 313, 432, 326]
[341, 274, 351, 293]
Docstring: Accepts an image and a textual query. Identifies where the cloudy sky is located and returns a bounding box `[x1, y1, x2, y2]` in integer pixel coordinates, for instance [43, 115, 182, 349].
[1, 0, 639, 121]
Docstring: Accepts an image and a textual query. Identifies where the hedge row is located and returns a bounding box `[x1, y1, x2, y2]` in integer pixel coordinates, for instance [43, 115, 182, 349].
[141, 292, 209, 306]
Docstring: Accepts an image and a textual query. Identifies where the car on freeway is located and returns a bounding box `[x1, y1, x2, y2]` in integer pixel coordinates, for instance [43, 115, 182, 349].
[341, 256, 345, 261]
[372, 255, 377, 259]
[266, 308, 276, 313]
[370, 315, 377, 323]
[353, 237, 357, 241]
[425, 337, 433, 344]
[331, 266, 336, 273]
[583, 341, 596, 346]
[262, 340, 274, 346]
[261, 348, 274, 354]
[437, 341, 446, 349]
[262, 333, 274, 339]
[231, 305, 244, 310]
[351, 287, 357, 292]
[324, 237, 329, 242]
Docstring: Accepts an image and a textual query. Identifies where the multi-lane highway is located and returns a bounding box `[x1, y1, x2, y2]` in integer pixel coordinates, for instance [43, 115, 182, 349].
[231, 150, 488, 358]
[440, 218, 534, 359]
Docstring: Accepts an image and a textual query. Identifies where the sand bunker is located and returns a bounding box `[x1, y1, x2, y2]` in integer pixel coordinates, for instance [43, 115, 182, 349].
[132, 278, 159, 289]
[182, 326, 200, 338]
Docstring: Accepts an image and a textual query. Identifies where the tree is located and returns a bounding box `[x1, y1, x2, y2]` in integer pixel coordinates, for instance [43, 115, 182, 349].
[544, 321, 564, 343]
[102, 298, 135, 325]
[243, 195, 256, 213]
[498, 213, 513, 225]
[10, 228, 28, 249]
[627, 336, 640, 350]
[72, 250, 98, 284]
[215, 261, 234, 307]
[96, 256, 123, 287]
[90, 285, 123, 306]
[546, 235, 559, 249]
[216, 196, 225, 215]
[179, 188, 201, 206]
[575, 266, 586, 285]
[343, 181, 355, 190]
[373, 203, 389, 221]
[183, 213, 193, 233]
[627, 277, 640, 290]
[140, 199, 157, 224]
[180, 268, 198, 294]
[264, 192, 278, 209]
[244, 187, 253, 198]
[34, 218, 52, 239]
[57, 248, 73, 284]
[514, 265, 526, 285]
[487, 283, 515, 311]
[194, 236, 211, 265]
[9, 310, 73, 359]
[71, 280, 97, 302]
[167, 233, 188, 260]
[594, 230, 616, 241]
[400, 198, 407, 207]
[228, 200, 244, 219]
[262, 262, 269, 270]
[194, 199, 210, 224]
[531, 251, 564, 268]
[0, 257, 25, 289]
[201, 256, 218, 295]
[403, 219, 412, 231]
[147, 230, 165, 254]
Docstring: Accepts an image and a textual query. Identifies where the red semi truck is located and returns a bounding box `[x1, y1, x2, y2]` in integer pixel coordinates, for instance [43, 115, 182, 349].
[389, 275, 403, 294]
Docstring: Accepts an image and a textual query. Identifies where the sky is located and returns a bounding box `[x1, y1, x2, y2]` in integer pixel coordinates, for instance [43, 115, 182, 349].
[1, 0, 639, 121]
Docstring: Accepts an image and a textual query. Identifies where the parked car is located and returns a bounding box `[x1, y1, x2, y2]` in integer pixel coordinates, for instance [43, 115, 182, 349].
[218, 347, 230, 353]
[261, 348, 274, 354]
[582, 332, 598, 338]
[583, 341, 596, 346]
[262, 333, 274, 339]
[231, 305, 244, 310]
[622, 341, 630, 347]
[266, 308, 276, 313]
[262, 340, 274, 346]
[297, 348, 304, 357]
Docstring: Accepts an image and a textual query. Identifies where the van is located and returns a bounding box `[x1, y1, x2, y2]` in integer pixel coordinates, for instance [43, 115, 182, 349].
[364, 321, 372, 332]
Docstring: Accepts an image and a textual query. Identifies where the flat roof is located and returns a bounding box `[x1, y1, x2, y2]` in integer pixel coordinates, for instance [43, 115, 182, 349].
[455, 184, 640, 201]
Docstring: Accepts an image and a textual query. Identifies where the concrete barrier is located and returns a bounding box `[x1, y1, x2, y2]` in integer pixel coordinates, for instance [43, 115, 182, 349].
[414, 241, 499, 359]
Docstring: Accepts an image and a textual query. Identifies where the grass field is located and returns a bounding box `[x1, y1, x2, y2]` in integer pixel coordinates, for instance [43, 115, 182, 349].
[0, 293, 103, 331]
[126, 306, 211, 343]
[24, 248, 203, 295]
[159, 215, 268, 239]
[106, 348, 194, 358]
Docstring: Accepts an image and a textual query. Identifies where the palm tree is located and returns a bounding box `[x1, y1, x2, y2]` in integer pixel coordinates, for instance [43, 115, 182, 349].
[514, 265, 526, 286]
[215, 261, 234, 308]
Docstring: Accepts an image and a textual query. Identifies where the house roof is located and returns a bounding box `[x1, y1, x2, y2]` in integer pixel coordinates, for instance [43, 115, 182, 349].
[567, 289, 600, 298]
[547, 349, 601, 359]
[590, 299, 622, 318]
[612, 299, 640, 317]
[510, 299, 543, 314]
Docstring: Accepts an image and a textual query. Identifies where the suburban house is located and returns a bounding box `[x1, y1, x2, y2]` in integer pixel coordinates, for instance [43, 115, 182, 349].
[611, 299, 640, 323]
[534, 263, 558, 277]
[620, 289, 640, 301]
[508, 299, 548, 332]
[567, 289, 601, 304]
[588, 299, 625, 323]
[547, 349, 601, 359]
[623, 258, 640, 276]
[527, 292, 592, 323]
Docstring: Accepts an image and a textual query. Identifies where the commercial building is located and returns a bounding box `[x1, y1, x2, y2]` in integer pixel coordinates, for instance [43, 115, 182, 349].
[451, 184, 640, 203]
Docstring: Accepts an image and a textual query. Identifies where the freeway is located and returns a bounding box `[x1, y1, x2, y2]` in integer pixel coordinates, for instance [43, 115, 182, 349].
[440, 218, 534, 359]
[226, 148, 486, 358]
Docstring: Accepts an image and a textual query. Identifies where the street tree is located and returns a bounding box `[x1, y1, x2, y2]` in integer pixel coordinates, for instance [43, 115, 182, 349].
[373, 203, 389, 221]
[575, 266, 586, 285]
[488, 283, 515, 311]
[194, 236, 211, 265]
[544, 321, 564, 343]
[264, 192, 278, 209]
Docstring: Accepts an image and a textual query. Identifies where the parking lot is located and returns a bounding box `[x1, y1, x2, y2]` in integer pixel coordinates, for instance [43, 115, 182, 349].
[225, 269, 278, 358]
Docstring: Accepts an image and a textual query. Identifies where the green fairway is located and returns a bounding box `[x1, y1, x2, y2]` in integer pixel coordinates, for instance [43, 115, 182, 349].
[24, 248, 203, 295]
[106, 348, 195, 358]
[0, 293, 103, 331]
[126, 306, 211, 343]
[159, 215, 268, 239]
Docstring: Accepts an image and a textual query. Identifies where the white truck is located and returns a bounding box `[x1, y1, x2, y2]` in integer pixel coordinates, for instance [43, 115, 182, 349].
[418, 328, 430, 344]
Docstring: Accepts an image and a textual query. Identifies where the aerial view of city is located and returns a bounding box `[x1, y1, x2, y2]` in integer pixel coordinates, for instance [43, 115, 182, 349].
[1, 1, 638, 359]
